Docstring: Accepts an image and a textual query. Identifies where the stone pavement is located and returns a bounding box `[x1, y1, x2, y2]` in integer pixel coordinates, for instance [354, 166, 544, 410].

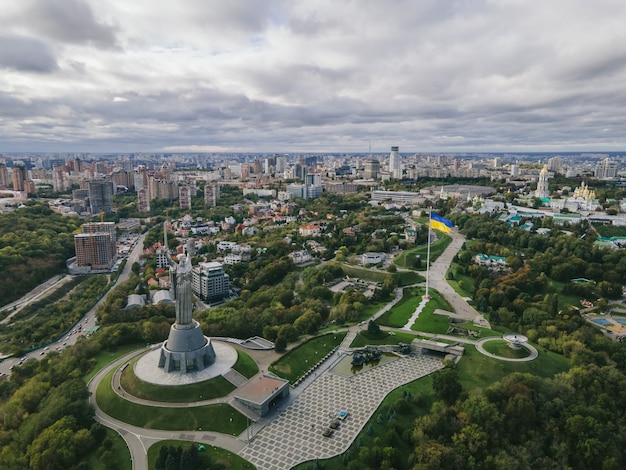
[239, 353, 443, 470]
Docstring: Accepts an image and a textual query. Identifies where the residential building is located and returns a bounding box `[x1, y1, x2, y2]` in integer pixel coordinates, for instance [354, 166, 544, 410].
[88, 179, 114, 214]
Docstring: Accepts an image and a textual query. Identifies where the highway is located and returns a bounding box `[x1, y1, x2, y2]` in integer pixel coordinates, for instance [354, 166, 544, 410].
[0, 233, 145, 376]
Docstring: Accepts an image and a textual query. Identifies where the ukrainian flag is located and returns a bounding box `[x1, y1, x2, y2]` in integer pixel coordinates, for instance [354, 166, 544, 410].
[430, 212, 453, 233]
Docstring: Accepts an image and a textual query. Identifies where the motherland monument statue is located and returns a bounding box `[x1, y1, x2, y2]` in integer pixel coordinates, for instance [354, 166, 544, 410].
[158, 222, 216, 372]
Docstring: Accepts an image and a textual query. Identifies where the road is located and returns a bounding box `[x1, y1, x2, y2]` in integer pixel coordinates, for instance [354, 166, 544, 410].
[0, 233, 145, 376]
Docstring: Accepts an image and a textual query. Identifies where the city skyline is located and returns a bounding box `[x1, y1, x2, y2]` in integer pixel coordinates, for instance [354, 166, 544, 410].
[2, 1, 626, 153]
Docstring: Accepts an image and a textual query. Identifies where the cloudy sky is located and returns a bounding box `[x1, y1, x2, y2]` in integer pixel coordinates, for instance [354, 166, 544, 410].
[1, 0, 625, 153]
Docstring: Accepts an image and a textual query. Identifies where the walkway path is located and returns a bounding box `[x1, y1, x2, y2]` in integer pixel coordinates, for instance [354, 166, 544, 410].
[420, 229, 491, 328]
[402, 295, 429, 330]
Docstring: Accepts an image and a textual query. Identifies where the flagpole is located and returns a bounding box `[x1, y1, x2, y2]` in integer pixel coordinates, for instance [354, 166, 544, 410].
[425, 208, 432, 299]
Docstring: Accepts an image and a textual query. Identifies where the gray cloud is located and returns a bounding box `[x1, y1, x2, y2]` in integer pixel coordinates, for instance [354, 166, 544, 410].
[1, 0, 626, 152]
[0, 35, 58, 72]
[22, 0, 118, 48]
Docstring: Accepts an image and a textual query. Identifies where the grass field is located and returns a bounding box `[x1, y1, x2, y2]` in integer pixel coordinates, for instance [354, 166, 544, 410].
[96, 368, 247, 434]
[394, 233, 452, 269]
[233, 347, 260, 378]
[410, 303, 452, 334]
[376, 287, 450, 334]
[457, 344, 570, 393]
[269, 332, 346, 383]
[120, 362, 236, 402]
[481, 340, 532, 359]
[147, 440, 253, 470]
[350, 329, 418, 348]
[83, 343, 145, 383]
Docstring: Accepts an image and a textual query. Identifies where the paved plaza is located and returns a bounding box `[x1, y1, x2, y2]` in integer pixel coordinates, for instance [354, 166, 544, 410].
[239, 352, 443, 470]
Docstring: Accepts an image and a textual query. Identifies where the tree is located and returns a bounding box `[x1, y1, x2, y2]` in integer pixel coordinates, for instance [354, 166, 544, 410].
[368, 320, 381, 336]
[274, 336, 287, 353]
[432, 367, 463, 404]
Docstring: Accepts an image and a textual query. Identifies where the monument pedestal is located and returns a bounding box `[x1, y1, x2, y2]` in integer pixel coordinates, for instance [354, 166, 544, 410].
[158, 320, 216, 373]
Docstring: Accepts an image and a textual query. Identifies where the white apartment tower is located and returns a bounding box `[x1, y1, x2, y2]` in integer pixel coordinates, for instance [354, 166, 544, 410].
[594, 158, 619, 179]
[389, 146, 402, 179]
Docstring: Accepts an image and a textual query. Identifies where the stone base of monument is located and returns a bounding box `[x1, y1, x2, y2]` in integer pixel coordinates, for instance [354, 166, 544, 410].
[134, 340, 238, 386]
[158, 320, 216, 373]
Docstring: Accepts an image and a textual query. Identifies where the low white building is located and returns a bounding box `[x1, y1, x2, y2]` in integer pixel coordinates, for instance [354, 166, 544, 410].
[361, 252, 386, 266]
[289, 250, 313, 265]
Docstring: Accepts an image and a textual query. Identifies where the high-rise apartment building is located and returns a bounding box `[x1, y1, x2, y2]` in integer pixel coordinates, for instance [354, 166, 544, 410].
[74, 222, 117, 271]
[192, 261, 230, 304]
[0, 163, 9, 186]
[88, 179, 114, 214]
[204, 181, 220, 207]
[389, 146, 402, 179]
[137, 188, 150, 213]
[363, 159, 380, 179]
[594, 158, 619, 179]
[547, 156, 564, 174]
[11, 165, 29, 191]
[52, 165, 71, 191]
[179, 186, 190, 210]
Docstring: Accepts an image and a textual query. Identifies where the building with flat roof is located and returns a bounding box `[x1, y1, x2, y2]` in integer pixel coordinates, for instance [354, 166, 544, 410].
[234, 375, 290, 416]
[192, 261, 230, 304]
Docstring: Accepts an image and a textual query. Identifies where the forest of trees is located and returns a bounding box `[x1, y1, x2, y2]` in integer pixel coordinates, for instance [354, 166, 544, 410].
[0, 203, 81, 306]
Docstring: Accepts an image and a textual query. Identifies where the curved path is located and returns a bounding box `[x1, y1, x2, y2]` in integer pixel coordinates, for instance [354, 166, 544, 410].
[88, 349, 247, 470]
[475, 337, 539, 362]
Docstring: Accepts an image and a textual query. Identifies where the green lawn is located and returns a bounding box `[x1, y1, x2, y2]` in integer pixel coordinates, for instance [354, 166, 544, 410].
[457, 344, 570, 393]
[83, 343, 145, 383]
[96, 368, 247, 434]
[269, 332, 346, 383]
[448, 264, 475, 299]
[147, 440, 254, 470]
[481, 340, 531, 359]
[120, 362, 235, 402]
[339, 263, 423, 287]
[377, 287, 424, 328]
[394, 233, 452, 269]
[356, 300, 388, 324]
[377, 287, 450, 334]
[350, 330, 418, 348]
[233, 347, 260, 378]
[397, 270, 424, 286]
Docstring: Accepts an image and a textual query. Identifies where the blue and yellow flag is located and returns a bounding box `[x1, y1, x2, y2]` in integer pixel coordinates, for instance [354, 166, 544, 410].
[430, 212, 453, 233]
